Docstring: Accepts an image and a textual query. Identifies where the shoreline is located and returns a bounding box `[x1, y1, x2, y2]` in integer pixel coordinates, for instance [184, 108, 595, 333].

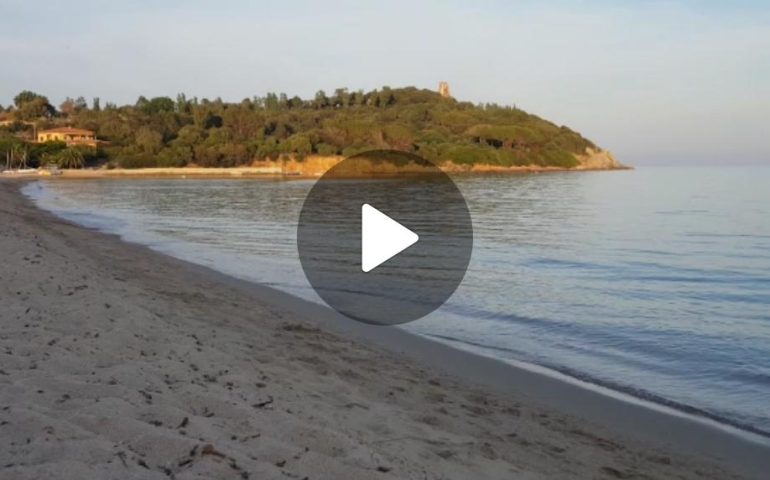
[1, 150, 630, 180]
[226, 278, 770, 471]
[425, 333, 770, 443]
[2, 178, 766, 479]
[21, 175, 765, 442]
[2, 166, 631, 180]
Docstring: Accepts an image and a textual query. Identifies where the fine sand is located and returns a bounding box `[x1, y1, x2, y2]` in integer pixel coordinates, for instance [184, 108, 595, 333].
[0, 179, 766, 479]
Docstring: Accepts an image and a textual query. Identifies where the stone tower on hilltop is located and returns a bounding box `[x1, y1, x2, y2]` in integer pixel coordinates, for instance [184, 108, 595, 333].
[438, 81, 451, 98]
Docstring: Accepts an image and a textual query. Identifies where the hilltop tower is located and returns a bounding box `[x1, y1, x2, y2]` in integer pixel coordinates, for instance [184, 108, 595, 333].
[438, 81, 451, 98]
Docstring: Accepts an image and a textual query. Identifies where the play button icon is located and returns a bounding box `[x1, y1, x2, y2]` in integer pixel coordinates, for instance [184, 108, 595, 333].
[361, 204, 419, 272]
[297, 150, 473, 325]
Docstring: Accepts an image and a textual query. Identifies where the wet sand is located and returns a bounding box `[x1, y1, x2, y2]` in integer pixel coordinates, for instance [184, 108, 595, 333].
[0, 179, 766, 479]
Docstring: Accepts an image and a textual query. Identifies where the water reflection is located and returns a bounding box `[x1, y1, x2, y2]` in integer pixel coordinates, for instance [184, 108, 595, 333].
[26, 166, 770, 435]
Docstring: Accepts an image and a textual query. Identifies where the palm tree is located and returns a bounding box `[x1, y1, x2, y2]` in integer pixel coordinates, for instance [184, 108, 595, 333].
[56, 148, 85, 169]
[8, 144, 29, 169]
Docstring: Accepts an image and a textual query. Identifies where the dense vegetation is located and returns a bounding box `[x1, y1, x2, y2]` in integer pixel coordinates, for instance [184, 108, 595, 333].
[0, 87, 596, 169]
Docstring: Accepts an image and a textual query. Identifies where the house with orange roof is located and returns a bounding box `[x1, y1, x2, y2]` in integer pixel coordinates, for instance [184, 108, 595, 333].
[37, 127, 98, 147]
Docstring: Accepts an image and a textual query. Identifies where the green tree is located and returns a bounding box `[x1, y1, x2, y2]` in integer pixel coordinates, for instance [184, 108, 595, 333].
[5, 85, 599, 170]
[289, 95, 304, 109]
[60, 97, 76, 117]
[135, 96, 149, 109]
[32, 141, 67, 163]
[314, 90, 329, 109]
[5, 143, 30, 169]
[333, 88, 350, 108]
[55, 148, 85, 169]
[74, 96, 88, 112]
[278, 93, 289, 110]
[140, 97, 175, 115]
[14, 91, 47, 107]
[13, 91, 55, 120]
[176, 93, 190, 113]
[173, 125, 205, 147]
[30, 99, 56, 119]
[158, 146, 192, 167]
[0, 133, 24, 165]
[98, 114, 133, 145]
[135, 127, 164, 154]
[286, 133, 312, 158]
[264, 93, 279, 111]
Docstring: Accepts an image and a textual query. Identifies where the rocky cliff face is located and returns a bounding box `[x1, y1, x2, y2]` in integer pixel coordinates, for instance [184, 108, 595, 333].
[251, 149, 628, 176]
[574, 147, 627, 170]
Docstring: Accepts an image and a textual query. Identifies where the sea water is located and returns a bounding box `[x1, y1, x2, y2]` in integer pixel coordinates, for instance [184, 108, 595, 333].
[23, 166, 770, 437]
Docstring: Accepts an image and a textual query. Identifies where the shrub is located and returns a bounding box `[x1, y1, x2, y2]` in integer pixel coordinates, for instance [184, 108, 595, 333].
[118, 154, 158, 169]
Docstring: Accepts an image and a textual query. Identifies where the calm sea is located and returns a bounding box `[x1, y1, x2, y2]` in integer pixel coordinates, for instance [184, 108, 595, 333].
[23, 166, 770, 437]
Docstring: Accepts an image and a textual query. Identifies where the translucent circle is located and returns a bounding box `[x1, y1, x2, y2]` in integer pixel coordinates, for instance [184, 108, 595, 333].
[297, 150, 473, 325]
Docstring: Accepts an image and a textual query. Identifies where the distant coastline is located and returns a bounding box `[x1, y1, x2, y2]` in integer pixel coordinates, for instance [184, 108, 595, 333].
[4, 148, 629, 179]
[3, 86, 627, 175]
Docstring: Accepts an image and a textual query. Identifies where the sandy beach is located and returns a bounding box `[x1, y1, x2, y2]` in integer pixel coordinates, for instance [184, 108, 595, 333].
[1, 179, 767, 480]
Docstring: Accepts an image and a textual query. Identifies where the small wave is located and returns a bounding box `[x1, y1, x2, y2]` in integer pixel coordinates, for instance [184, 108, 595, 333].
[424, 332, 770, 439]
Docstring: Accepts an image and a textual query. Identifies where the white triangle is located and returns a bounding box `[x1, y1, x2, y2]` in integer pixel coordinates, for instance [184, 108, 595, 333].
[361, 203, 419, 273]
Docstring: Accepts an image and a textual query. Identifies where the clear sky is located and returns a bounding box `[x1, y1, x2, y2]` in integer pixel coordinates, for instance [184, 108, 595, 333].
[1, 0, 768, 165]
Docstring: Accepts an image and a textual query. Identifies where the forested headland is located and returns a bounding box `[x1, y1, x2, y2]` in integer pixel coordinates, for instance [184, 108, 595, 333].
[0, 87, 616, 170]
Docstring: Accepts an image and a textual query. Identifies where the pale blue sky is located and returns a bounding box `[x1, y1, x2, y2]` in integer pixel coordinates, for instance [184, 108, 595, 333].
[1, 1, 768, 165]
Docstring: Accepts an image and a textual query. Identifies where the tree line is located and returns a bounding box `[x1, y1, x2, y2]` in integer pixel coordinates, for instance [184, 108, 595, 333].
[0, 86, 595, 169]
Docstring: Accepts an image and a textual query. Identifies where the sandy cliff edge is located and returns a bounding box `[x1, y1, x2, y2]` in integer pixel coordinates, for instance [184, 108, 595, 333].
[5, 147, 630, 178]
